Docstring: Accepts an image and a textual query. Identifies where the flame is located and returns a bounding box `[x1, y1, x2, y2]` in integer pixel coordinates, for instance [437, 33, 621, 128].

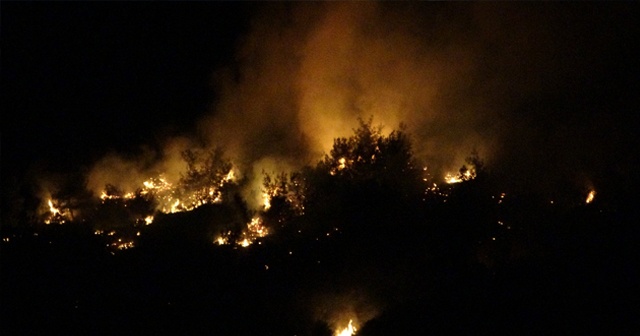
[169, 199, 181, 213]
[48, 199, 61, 216]
[247, 216, 269, 238]
[100, 167, 235, 216]
[263, 192, 271, 210]
[335, 319, 357, 336]
[585, 190, 596, 204]
[444, 173, 463, 184]
[444, 167, 476, 184]
[144, 215, 154, 225]
[224, 169, 235, 183]
[215, 236, 229, 245]
[214, 216, 269, 248]
[44, 199, 70, 224]
[338, 157, 347, 170]
[331, 157, 350, 175]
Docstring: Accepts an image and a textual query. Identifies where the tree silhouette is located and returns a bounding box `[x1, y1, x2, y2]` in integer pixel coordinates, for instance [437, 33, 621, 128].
[179, 147, 234, 207]
[262, 171, 305, 225]
[302, 117, 425, 234]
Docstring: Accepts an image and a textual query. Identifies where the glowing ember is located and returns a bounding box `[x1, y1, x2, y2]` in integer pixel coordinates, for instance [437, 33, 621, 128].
[338, 157, 347, 170]
[586, 190, 596, 204]
[444, 173, 463, 184]
[331, 157, 351, 176]
[239, 238, 251, 247]
[336, 319, 357, 336]
[247, 216, 268, 238]
[144, 215, 154, 225]
[215, 216, 269, 247]
[215, 236, 229, 245]
[112, 240, 135, 250]
[444, 167, 476, 184]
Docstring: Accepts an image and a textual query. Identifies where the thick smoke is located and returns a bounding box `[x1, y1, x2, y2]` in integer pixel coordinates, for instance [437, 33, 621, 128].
[198, 2, 638, 197]
[201, 2, 488, 177]
[86, 137, 196, 196]
[86, 2, 638, 203]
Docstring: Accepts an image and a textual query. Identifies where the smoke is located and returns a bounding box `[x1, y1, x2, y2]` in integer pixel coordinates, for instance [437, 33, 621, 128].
[85, 136, 196, 196]
[200, 2, 487, 177]
[85, 2, 638, 201]
[200, 2, 637, 195]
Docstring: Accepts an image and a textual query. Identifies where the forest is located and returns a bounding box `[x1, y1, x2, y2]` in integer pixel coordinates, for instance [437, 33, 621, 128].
[2, 119, 636, 335]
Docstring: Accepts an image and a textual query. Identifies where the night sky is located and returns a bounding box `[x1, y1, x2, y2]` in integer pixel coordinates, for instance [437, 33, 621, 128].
[3, 2, 640, 203]
[3, 3, 251, 174]
[2, 3, 640, 334]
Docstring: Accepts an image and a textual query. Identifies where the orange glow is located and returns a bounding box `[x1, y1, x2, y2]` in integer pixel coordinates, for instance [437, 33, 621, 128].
[263, 192, 271, 210]
[44, 199, 70, 224]
[444, 173, 463, 184]
[214, 216, 269, 248]
[444, 167, 476, 184]
[335, 319, 357, 336]
[144, 215, 154, 225]
[48, 199, 61, 216]
[586, 190, 596, 204]
[239, 238, 251, 247]
[215, 236, 229, 245]
[338, 157, 347, 170]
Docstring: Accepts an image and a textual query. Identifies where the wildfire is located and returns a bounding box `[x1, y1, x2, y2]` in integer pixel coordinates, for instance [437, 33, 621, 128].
[237, 216, 269, 247]
[330, 157, 350, 176]
[336, 319, 357, 336]
[110, 239, 135, 250]
[99, 167, 236, 216]
[444, 173, 463, 184]
[214, 216, 269, 248]
[224, 169, 235, 184]
[263, 192, 271, 210]
[144, 215, 154, 225]
[247, 216, 269, 238]
[444, 168, 475, 184]
[585, 190, 596, 204]
[215, 236, 229, 245]
[338, 157, 347, 170]
[44, 199, 70, 224]
[48, 199, 61, 216]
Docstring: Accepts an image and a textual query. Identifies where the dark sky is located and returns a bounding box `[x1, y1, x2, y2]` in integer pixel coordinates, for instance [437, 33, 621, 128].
[3, 2, 639, 203]
[3, 3, 251, 176]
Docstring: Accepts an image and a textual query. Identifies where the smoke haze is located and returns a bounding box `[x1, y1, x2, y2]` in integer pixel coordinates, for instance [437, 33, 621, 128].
[84, 2, 638, 202]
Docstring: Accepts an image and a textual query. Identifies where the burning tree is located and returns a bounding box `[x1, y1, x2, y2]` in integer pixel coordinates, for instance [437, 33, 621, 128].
[178, 148, 235, 209]
[320, 118, 422, 192]
[262, 171, 306, 224]
[302, 118, 425, 234]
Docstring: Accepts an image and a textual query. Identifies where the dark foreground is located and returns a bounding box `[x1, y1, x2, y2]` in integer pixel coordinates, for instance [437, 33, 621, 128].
[2, 204, 637, 336]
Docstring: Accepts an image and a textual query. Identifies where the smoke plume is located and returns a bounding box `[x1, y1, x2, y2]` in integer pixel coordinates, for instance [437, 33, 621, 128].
[86, 2, 638, 202]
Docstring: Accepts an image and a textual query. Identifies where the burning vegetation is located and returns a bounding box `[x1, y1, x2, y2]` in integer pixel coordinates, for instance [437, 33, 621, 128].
[4, 117, 626, 335]
[29, 118, 566, 257]
[31, 118, 490, 254]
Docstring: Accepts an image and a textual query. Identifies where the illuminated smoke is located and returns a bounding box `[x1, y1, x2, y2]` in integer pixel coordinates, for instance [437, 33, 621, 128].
[81, 3, 636, 208]
[198, 2, 636, 198]
[198, 2, 494, 184]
